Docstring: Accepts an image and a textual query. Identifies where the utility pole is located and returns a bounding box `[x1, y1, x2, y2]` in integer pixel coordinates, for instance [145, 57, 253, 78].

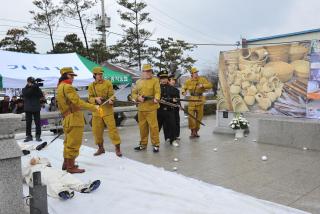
[134, 0, 141, 72]
[101, 0, 107, 48]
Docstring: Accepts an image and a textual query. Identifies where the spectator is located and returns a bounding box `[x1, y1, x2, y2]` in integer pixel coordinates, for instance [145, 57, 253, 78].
[9, 96, 17, 112]
[49, 97, 57, 112]
[13, 99, 24, 114]
[40, 99, 49, 127]
[22, 77, 44, 142]
[0, 96, 11, 113]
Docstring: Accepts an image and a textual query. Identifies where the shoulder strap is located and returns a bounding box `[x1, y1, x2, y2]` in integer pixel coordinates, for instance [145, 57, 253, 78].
[92, 82, 98, 97]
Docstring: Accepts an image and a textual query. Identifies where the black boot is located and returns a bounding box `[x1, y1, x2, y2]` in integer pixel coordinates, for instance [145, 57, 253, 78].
[81, 180, 101, 193]
[58, 191, 74, 200]
[153, 146, 159, 153]
[36, 135, 42, 142]
[134, 145, 146, 151]
[24, 136, 33, 142]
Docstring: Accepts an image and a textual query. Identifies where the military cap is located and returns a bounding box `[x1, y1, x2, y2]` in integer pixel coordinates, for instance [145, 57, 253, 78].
[92, 66, 104, 74]
[190, 67, 199, 74]
[60, 67, 77, 76]
[157, 70, 169, 78]
[142, 64, 153, 71]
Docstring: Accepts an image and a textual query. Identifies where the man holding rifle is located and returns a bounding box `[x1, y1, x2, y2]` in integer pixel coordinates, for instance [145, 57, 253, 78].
[181, 67, 212, 138]
[131, 64, 161, 153]
[157, 70, 179, 147]
[88, 66, 122, 157]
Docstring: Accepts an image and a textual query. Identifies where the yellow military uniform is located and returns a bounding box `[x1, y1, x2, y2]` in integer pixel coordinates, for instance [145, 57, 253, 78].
[88, 79, 121, 146]
[131, 77, 161, 147]
[56, 82, 97, 159]
[181, 76, 212, 131]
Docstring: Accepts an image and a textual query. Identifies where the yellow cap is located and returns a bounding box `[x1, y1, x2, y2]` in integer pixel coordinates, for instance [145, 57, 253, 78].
[190, 67, 199, 74]
[60, 67, 77, 76]
[92, 66, 104, 74]
[142, 64, 153, 71]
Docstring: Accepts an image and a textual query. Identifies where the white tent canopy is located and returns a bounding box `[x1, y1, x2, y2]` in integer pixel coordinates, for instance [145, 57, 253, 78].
[0, 50, 94, 88]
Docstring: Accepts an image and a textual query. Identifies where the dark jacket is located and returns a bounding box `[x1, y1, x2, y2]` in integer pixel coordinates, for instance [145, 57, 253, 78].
[159, 84, 177, 111]
[22, 84, 43, 112]
[0, 100, 10, 113]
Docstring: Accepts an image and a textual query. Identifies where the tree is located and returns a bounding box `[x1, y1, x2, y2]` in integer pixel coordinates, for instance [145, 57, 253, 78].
[28, 0, 62, 50]
[116, 0, 152, 71]
[0, 29, 37, 53]
[63, 0, 97, 55]
[148, 37, 197, 75]
[50, 33, 85, 54]
[88, 39, 119, 63]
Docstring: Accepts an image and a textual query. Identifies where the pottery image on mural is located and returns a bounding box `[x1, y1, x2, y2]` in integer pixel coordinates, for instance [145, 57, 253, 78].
[218, 43, 310, 116]
[264, 61, 294, 83]
[291, 60, 310, 79]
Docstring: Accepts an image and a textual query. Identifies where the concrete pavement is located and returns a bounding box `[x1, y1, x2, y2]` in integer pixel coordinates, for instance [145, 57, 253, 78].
[81, 115, 320, 213]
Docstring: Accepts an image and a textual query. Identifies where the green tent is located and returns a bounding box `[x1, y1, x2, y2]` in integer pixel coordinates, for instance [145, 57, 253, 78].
[78, 54, 132, 85]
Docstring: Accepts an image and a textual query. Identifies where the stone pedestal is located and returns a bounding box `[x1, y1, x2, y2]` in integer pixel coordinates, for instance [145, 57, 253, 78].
[257, 117, 320, 151]
[213, 110, 235, 134]
[0, 113, 25, 214]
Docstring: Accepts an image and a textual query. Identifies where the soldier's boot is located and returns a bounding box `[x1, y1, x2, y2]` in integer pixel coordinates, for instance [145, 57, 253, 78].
[134, 144, 146, 151]
[94, 144, 105, 156]
[62, 158, 78, 170]
[190, 129, 196, 138]
[66, 159, 85, 174]
[195, 129, 200, 137]
[115, 144, 122, 157]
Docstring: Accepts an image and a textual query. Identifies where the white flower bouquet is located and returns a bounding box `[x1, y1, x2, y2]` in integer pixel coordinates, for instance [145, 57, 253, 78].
[229, 114, 249, 130]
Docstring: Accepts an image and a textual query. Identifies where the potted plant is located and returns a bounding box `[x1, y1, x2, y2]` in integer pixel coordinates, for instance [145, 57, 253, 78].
[229, 113, 249, 138]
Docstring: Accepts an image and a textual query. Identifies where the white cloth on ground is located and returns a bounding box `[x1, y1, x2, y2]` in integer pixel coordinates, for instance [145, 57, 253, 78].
[22, 157, 90, 198]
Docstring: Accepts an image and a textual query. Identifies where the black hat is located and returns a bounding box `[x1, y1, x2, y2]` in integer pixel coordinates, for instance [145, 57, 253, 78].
[168, 73, 176, 80]
[27, 76, 35, 83]
[157, 70, 169, 78]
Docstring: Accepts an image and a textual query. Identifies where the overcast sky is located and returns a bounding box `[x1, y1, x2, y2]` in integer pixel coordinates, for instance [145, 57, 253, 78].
[1, 0, 320, 70]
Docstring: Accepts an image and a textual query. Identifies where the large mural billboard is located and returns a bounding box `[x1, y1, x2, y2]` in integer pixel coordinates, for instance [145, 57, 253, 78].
[217, 41, 314, 118]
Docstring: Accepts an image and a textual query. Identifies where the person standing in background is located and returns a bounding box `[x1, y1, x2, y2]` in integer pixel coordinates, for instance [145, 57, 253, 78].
[22, 77, 44, 142]
[0, 95, 11, 113]
[181, 67, 212, 138]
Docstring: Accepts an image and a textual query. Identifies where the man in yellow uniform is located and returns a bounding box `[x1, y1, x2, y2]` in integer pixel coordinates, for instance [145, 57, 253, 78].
[181, 67, 212, 138]
[56, 67, 99, 174]
[88, 66, 122, 157]
[131, 64, 161, 153]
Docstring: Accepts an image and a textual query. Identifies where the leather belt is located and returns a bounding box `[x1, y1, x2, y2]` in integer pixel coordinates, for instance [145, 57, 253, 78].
[62, 107, 80, 118]
[190, 93, 203, 96]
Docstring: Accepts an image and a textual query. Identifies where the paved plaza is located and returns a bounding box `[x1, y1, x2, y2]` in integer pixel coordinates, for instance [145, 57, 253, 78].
[81, 115, 320, 213]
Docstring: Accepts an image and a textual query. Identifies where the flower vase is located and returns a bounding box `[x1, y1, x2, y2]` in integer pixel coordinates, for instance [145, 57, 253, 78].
[235, 129, 245, 138]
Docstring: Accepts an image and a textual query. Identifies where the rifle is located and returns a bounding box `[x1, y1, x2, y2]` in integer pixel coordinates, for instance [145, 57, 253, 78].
[142, 96, 201, 102]
[132, 96, 205, 126]
[35, 131, 64, 151]
[158, 99, 205, 126]
[100, 83, 130, 106]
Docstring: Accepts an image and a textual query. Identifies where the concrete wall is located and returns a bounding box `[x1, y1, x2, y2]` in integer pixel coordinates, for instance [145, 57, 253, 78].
[257, 117, 320, 151]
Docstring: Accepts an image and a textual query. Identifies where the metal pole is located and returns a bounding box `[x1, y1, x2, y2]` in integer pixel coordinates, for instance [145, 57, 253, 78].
[101, 0, 107, 48]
